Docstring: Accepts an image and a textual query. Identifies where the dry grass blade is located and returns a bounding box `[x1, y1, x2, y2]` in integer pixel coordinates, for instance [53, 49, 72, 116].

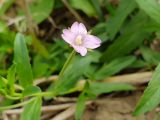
[104, 71, 153, 85]
[34, 71, 153, 88]
[61, 0, 87, 25]
[3, 103, 74, 115]
[51, 105, 76, 120]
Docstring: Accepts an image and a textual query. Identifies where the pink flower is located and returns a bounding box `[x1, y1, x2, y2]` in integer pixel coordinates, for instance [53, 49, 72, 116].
[62, 22, 101, 56]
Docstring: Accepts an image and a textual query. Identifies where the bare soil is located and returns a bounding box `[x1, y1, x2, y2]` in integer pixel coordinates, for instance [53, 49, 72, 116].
[69, 92, 158, 120]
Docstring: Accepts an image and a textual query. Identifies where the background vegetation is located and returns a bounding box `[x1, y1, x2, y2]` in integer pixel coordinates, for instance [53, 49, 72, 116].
[0, 0, 160, 119]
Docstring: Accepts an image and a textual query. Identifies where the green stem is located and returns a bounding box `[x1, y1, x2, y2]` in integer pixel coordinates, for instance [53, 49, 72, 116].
[27, 92, 53, 97]
[58, 50, 76, 79]
[5, 94, 21, 100]
[0, 98, 35, 110]
[47, 49, 76, 96]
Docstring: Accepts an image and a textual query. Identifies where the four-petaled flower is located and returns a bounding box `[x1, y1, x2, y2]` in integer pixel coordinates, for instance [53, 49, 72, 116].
[62, 22, 101, 56]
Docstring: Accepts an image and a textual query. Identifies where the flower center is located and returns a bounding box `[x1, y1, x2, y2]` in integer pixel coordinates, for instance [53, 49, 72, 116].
[75, 35, 83, 45]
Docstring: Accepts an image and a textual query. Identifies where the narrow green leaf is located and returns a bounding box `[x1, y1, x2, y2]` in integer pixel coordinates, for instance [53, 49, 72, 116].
[143, 21, 160, 32]
[101, 11, 149, 62]
[135, 0, 160, 24]
[95, 56, 136, 80]
[0, 98, 35, 111]
[7, 64, 16, 94]
[104, 0, 116, 16]
[75, 82, 90, 120]
[89, 0, 104, 21]
[106, 0, 137, 39]
[89, 82, 134, 96]
[14, 33, 33, 88]
[128, 59, 148, 68]
[20, 97, 42, 120]
[134, 64, 160, 115]
[140, 46, 160, 65]
[32, 36, 49, 58]
[0, 76, 7, 89]
[75, 92, 87, 120]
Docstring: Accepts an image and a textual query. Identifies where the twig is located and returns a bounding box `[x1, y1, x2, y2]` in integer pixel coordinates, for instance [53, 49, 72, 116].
[1, 16, 25, 26]
[61, 0, 87, 25]
[47, 16, 58, 28]
[54, 97, 77, 103]
[2, 112, 9, 120]
[22, 0, 37, 34]
[20, 0, 49, 58]
[42, 103, 74, 113]
[51, 101, 92, 120]
[34, 75, 58, 85]
[104, 71, 153, 85]
[3, 103, 74, 114]
[41, 113, 55, 120]
[51, 105, 76, 120]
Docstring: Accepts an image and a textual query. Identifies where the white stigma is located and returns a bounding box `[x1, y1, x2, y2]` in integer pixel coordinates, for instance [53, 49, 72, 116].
[75, 35, 83, 45]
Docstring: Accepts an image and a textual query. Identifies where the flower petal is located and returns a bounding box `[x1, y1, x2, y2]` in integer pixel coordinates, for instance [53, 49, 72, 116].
[83, 35, 101, 49]
[71, 22, 87, 34]
[62, 29, 75, 44]
[78, 23, 87, 34]
[71, 22, 79, 34]
[72, 45, 87, 56]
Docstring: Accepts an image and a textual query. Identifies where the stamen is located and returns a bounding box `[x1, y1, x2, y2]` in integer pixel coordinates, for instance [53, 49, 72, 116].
[75, 35, 83, 45]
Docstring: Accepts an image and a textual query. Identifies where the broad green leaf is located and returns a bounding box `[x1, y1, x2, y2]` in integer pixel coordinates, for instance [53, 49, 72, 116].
[69, 0, 96, 16]
[7, 64, 16, 94]
[14, 33, 33, 88]
[95, 56, 136, 80]
[22, 86, 41, 97]
[20, 97, 42, 120]
[101, 11, 149, 62]
[140, 46, 160, 65]
[135, 0, 160, 24]
[89, 82, 134, 96]
[29, 0, 54, 23]
[106, 0, 137, 39]
[134, 64, 160, 115]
